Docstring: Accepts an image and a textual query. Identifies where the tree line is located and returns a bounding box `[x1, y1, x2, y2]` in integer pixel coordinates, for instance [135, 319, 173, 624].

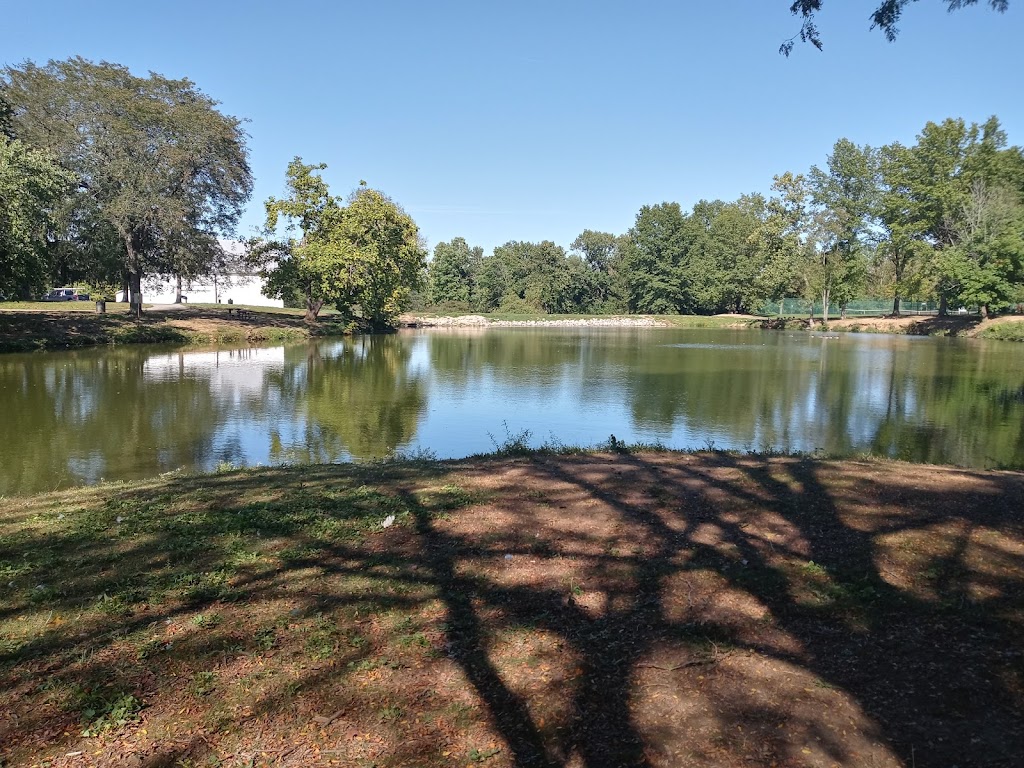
[3, 59, 1021, 323]
[427, 116, 1024, 319]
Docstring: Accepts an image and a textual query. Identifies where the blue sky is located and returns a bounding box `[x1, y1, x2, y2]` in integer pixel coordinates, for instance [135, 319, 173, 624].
[5, 1, 1022, 254]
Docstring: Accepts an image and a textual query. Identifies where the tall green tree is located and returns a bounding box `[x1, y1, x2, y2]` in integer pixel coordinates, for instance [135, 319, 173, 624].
[621, 203, 690, 314]
[428, 237, 482, 307]
[256, 158, 348, 322]
[475, 240, 570, 312]
[806, 139, 879, 320]
[890, 116, 1022, 313]
[571, 229, 625, 309]
[877, 142, 931, 314]
[336, 187, 426, 327]
[0, 136, 74, 298]
[2, 58, 252, 312]
[941, 180, 1024, 315]
[254, 159, 425, 325]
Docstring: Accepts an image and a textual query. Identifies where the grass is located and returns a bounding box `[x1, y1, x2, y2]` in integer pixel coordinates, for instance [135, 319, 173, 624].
[978, 320, 1024, 341]
[0, 305, 355, 352]
[2, 452, 1023, 766]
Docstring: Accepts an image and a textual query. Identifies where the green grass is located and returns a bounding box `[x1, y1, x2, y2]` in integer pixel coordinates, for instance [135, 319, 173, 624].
[0, 300, 132, 312]
[978, 320, 1024, 341]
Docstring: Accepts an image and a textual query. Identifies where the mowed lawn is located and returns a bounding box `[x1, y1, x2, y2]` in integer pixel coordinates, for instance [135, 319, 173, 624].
[1, 453, 1022, 767]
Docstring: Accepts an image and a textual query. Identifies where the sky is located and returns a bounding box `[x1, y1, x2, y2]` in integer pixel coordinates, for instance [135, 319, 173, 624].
[4, 1, 1023, 255]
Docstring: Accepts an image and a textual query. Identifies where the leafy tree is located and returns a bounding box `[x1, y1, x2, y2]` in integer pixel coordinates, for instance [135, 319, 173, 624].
[428, 237, 482, 307]
[336, 187, 426, 327]
[475, 240, 569, 312]
[2, 57, 252, 312]
[782, 1, 1009, 54]
[887, 116, 1022, 313]
[0, 136, 74, 298]
[621, 203, 690, 314]
[941, 181, 1024, 315]
[806, 139, 879, 320]
[571, 229, 627, 310]
[877, 143, 932, 314]
[760, 172, 818, 314]
[474, 251, 510, 311]
[254, 159, 424, 326]
[255, 158, 349, 322]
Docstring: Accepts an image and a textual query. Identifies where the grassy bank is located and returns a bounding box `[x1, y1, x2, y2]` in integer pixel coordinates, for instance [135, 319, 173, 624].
[760, 313, 1024, 340]
[0, 306, 353, 353]
[2, 451, 1022, 767]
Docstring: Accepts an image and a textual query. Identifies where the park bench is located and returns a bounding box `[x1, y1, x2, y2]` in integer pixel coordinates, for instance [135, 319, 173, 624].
[226, 307, 255, 320]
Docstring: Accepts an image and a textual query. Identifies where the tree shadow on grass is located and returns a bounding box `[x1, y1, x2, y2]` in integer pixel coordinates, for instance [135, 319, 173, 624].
[1, 456, 1023, 766]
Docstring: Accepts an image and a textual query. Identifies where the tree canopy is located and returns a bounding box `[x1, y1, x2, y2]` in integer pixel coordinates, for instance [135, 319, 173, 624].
[253, 158, 425, 325]
[1, 57, 252, 307]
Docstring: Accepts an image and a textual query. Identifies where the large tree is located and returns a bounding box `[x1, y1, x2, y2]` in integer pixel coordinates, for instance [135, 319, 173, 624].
[336, 187, 426, 327]
[885, 116, 1023, 313]
[1, 57, 252, 312]
[255, 159, 425, 325]
[782, 0, 1009, 53]
[621, 203, 691, 314]
[941, 181, 1024, 315]
[428, 237, 482, 307]
[570, 230, 626, 309]
[805, 139, 879, 320]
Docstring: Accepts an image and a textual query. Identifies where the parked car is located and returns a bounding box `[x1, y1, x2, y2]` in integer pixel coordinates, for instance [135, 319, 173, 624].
[43, 288, 91, 301]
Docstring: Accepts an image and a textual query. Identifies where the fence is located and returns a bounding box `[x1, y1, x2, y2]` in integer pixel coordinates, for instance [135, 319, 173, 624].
[758, 298, 960, 317]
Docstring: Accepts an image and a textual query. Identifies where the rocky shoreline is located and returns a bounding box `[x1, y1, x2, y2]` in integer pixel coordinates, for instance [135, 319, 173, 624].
[404, 314, 669, 328]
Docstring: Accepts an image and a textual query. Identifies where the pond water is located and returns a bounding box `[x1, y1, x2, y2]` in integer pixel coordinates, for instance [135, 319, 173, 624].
[2, 327, 1023, 495]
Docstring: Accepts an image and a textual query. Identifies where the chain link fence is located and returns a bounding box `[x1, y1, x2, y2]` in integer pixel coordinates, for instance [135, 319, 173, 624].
[757, 298, 964, 317]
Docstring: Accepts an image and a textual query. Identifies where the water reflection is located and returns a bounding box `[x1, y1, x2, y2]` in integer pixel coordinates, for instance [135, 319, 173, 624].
[1, 328, 1023, 495]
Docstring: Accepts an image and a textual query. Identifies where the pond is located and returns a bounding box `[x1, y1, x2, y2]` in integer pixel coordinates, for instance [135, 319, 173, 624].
[2, 327, 1023, 495]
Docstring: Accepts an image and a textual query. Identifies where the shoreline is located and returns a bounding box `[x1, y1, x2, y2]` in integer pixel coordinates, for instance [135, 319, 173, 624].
[409, 311, 1024, 339]
[3, 306, 1023, 354]
[0, 305, 353, 353]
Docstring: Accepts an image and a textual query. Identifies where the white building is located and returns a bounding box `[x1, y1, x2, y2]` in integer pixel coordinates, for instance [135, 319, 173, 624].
[117, 240, 285, 308]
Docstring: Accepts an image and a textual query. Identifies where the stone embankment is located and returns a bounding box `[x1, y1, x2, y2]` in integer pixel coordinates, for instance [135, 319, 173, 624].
[405, 314, 668, 328]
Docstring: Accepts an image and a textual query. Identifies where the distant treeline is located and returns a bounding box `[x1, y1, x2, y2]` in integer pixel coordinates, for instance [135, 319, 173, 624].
[427, 117, 1024, 319]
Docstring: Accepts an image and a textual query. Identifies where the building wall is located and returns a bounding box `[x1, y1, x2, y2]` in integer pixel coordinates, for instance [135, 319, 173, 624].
[118, 274, 284, 307]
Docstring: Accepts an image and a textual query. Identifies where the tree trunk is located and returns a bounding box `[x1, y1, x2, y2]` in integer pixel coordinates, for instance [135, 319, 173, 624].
[892, 295, 901, 316]
[128, 271, 143, 318]
[840, 304, 847, 320]
[304, 297, 324, 323]
[175, 274, 183, 304]
[938, 295, 948, 317]
[981, 303, 990, 318]
[821, 289, 830, 325]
